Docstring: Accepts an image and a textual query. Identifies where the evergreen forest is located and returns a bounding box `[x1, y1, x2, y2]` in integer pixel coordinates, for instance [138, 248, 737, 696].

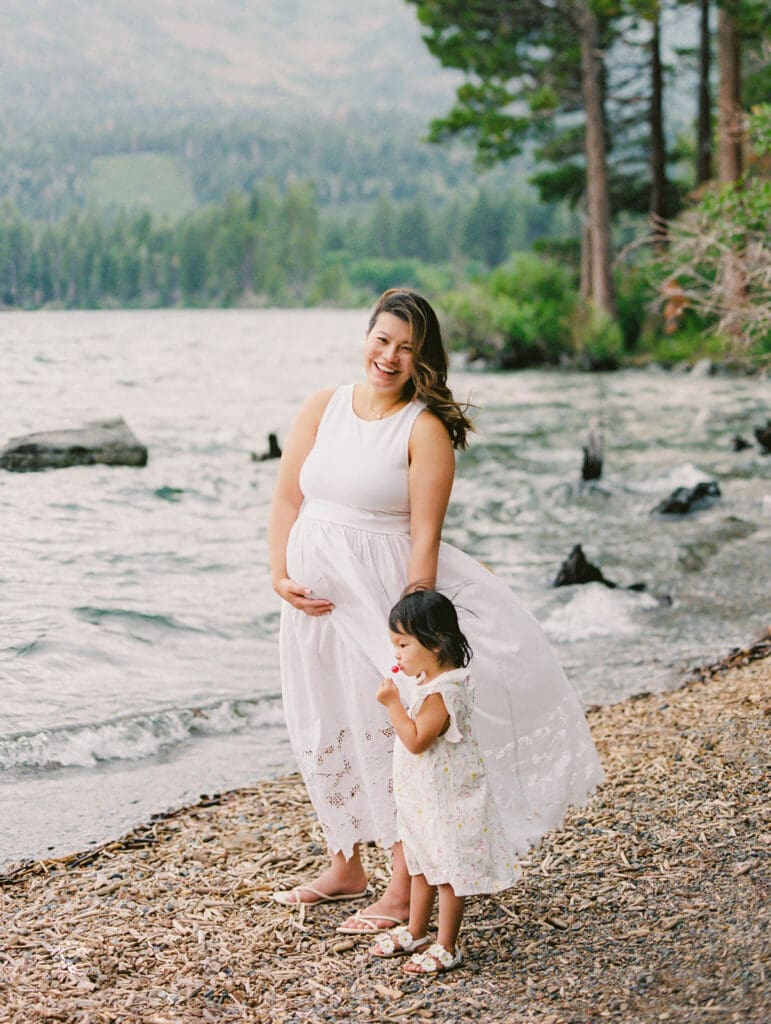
[0, 0, 768, 369]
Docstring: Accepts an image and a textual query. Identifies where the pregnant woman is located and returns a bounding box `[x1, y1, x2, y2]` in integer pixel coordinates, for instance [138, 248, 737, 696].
[268, 288, 603, 933]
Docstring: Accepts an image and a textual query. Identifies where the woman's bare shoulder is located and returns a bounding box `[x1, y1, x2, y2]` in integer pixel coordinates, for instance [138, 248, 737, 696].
[410, 407, 454, 450]
[296, 386, 338, 424]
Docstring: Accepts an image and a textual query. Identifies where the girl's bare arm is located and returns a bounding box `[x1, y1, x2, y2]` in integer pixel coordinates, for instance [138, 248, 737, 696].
[377, 679, 449, 755]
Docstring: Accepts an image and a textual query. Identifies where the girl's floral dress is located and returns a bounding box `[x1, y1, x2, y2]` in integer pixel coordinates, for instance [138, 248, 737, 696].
[393, 668, 522, 896]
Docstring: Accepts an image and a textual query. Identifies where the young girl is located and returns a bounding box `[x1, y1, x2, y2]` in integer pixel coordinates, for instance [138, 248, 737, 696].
[372, 590, 522, 975]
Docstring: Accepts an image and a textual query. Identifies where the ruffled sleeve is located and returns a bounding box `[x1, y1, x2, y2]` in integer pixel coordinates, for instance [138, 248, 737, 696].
[432, 670, 473, 745]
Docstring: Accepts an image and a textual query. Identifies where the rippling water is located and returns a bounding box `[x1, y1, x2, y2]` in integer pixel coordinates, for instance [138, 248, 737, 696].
[1, 309, 769, 867]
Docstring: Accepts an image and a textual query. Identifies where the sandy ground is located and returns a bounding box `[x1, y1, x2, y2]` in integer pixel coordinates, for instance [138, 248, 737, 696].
[1, 636, 768, 1024]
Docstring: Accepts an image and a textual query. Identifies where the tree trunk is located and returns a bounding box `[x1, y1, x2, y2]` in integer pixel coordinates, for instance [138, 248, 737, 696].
[580, 216, 592, 301]
[577, 1, 616, 317]
[717, 5, 745, 347]
[649, 12, 669, 234]
[696, 0, 712, 184]
[717, 6, 743, 184]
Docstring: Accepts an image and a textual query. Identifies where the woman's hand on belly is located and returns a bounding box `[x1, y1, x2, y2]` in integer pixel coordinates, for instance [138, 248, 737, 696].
[275, 576, 335, 616]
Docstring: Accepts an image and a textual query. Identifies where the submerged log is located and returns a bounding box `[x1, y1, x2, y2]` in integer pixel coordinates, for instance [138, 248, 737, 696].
[654, 480, 721, 515]
[0, 418, 148, 472]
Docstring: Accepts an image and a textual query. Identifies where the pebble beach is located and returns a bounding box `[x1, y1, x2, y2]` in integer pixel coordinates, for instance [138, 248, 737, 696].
[1, 634, 768, 1024]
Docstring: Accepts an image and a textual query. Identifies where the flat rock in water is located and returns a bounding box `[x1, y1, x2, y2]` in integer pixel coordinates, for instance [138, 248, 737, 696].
[0, 418, 148, 472]
[654, 480, 721, 515]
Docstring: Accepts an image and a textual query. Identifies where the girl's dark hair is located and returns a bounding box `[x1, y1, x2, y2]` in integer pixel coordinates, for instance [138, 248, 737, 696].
[388, 589, 472, 669]
[368, 288, 474, 450]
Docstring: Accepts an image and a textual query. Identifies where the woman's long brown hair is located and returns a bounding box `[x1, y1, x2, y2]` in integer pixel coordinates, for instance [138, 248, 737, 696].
[368, 289, 474, 450]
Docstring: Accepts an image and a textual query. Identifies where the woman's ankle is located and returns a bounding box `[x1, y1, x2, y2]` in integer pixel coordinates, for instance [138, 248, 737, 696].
[381, 874, 411, 907]
[315, 862, 367, 892]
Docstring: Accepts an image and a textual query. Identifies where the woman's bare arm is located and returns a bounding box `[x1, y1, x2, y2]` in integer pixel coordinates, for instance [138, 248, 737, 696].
[268, 388, 336, 615]
[406, 412, 455, 589]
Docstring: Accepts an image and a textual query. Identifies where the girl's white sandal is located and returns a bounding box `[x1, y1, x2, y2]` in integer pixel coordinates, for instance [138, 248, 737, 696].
[369, 926, 430, 959]
[403, 942, 463, 974]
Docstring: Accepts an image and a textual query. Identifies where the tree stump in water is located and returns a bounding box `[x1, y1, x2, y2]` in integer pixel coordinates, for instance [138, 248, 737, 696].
[754, 420, 771, 453]
[581, 424, 604, 481]
[251, 433, 282, 462]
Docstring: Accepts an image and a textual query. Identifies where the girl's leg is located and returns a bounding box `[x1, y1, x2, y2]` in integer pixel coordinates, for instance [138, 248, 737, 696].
[407, 872, 436, 940]
[369, 872, 433, 956]
[435, 883, 465, 954]
[337, 841, 412, 930]
[403, 883, 464, 973]
[277, 845, 368, 904]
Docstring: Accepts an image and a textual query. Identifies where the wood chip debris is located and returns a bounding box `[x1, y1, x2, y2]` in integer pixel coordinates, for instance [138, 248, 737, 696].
[0, 632, 769, 1023]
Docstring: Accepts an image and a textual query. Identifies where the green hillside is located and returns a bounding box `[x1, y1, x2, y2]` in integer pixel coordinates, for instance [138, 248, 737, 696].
[83, 154, 197, 219]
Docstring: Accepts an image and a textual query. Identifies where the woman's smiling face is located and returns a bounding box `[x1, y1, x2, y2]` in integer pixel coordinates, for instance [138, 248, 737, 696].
[363, 312, 415, 394]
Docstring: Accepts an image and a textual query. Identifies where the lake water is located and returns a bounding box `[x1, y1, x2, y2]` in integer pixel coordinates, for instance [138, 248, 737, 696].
[1, 309, 769, 869]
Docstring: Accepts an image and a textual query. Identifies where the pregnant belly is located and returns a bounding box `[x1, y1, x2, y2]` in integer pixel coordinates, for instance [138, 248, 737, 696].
[285, 519, 344, 602]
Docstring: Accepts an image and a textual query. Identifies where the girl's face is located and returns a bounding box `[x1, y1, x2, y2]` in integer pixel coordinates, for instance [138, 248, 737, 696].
[363, 313, 415, 395]
[390, 627, 441, 679]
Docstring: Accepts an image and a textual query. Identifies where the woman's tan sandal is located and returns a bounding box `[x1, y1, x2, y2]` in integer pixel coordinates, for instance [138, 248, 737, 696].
[369, 926, 430, 959]
[403, 942, 463, 975]
[336, 910, 407, 934]
[271, 885, 368, 906]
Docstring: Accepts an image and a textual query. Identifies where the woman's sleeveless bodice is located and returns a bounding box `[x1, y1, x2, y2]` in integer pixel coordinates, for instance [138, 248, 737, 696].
[299, 385, 425, 525]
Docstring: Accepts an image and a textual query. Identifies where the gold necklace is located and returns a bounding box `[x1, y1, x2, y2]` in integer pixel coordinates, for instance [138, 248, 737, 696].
[366, 389, 403, 420]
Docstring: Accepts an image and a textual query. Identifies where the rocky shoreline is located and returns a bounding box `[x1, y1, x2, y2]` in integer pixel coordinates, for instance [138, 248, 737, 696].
[1, 634, 768, 1024]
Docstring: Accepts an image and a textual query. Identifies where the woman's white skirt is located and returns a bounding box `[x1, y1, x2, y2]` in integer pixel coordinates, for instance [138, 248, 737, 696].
[280, 499, 604, 860]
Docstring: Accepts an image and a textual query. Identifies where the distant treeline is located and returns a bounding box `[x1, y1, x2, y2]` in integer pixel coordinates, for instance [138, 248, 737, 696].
[1, 113, 515, 223]
[0, 183, 571, 309]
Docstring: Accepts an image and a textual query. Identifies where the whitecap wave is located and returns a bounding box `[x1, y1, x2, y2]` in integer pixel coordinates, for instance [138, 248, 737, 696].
[0, 696, 285, 772]
[543, 585, 659, 643]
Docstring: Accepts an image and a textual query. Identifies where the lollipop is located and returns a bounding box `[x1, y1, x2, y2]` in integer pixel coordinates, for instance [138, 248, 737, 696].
[391, 664, 401, 674]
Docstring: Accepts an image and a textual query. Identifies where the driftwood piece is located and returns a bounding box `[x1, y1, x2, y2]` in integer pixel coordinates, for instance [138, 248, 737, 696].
[0, 418, 148, 472]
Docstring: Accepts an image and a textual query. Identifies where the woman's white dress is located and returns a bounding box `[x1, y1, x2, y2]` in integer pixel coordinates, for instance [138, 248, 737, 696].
[280, 385, 603, 861]
[394, 668, 522, 897]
